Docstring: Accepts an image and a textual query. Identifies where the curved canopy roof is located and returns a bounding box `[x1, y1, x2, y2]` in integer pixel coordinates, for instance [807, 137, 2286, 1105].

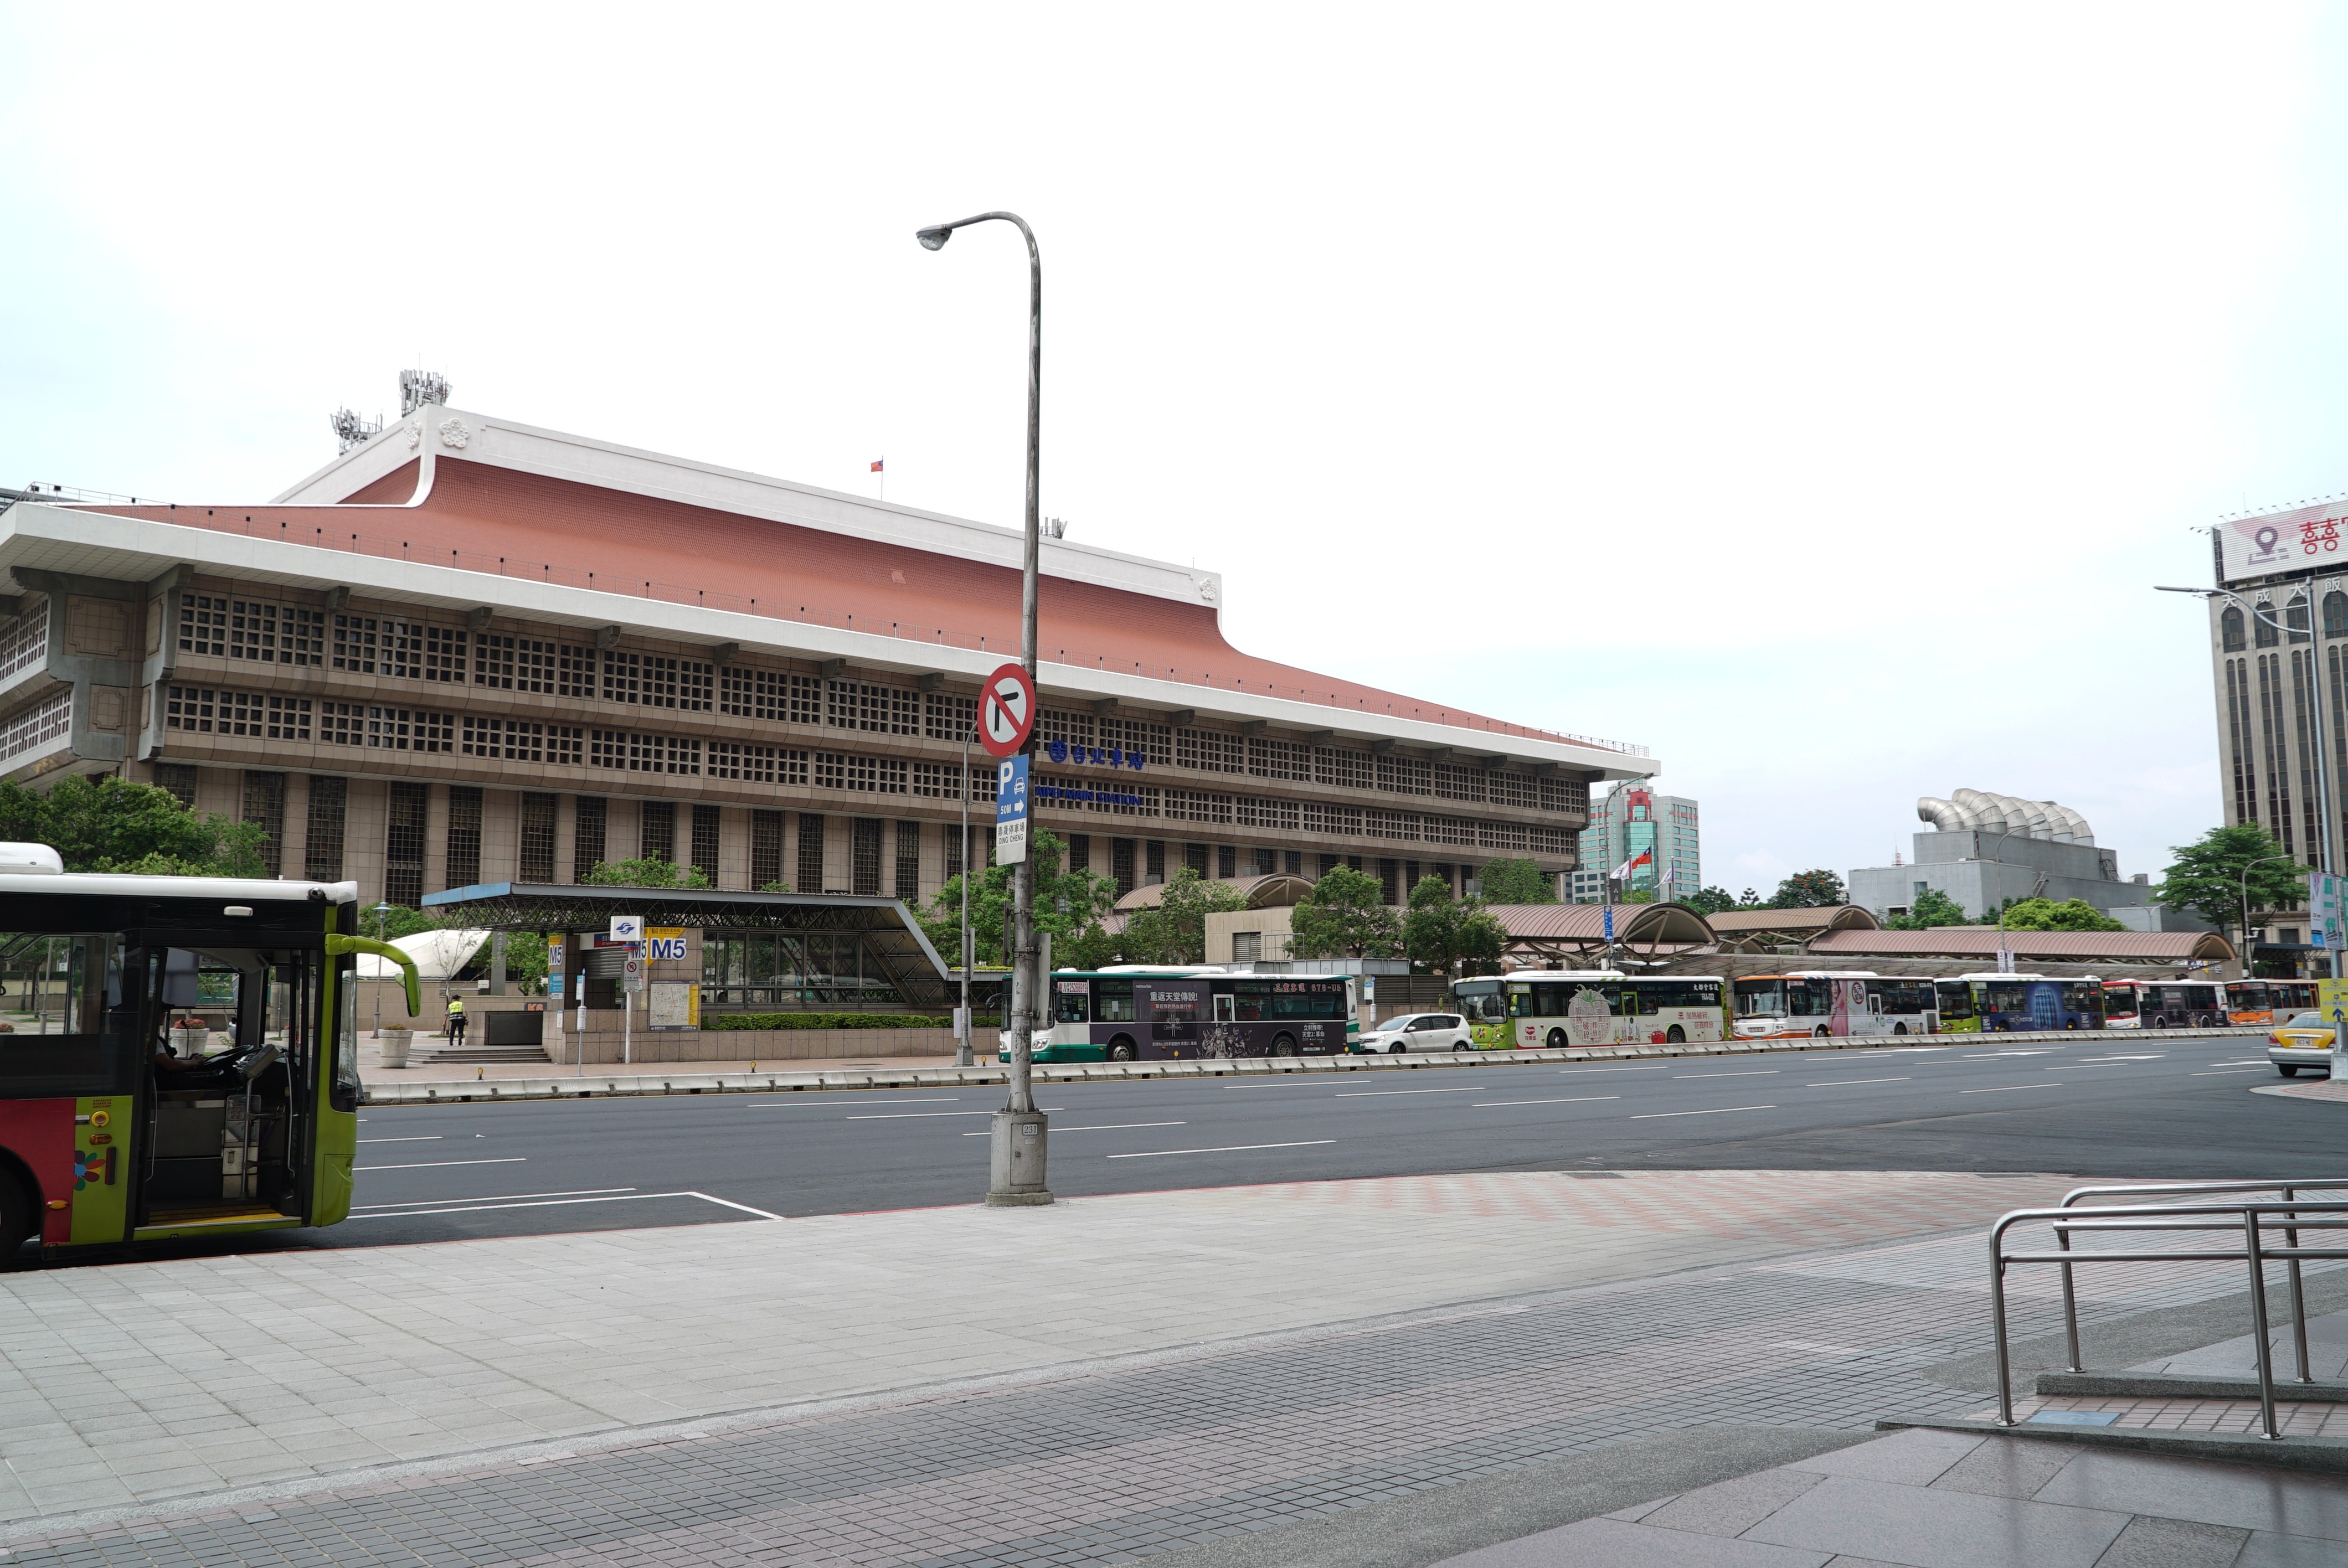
[1806, 929, 2235, 964]
[1113, 873, 1315, 912]
[1487, 902, 1718, 956]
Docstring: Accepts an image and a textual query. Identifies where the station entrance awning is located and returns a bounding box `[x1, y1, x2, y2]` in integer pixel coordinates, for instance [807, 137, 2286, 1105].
[420, 883, 956, 1010]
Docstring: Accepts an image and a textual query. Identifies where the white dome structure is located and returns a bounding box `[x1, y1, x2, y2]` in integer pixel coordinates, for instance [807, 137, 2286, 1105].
[355, 928, 490, 981]
[1915, 790, 2093, 845]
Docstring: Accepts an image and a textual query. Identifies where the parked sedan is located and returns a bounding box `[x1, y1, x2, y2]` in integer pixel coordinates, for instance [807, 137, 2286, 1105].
[2268, 1011, 2335, 1077]
[1353, 1012, 1475, 1053]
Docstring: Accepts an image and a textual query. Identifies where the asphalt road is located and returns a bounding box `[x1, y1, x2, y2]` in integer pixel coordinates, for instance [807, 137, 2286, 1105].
[265, 1031, 2334, 1251]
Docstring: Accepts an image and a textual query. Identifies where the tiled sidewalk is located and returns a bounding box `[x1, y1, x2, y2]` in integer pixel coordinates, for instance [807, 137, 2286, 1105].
[2003, 1390, 2348, 1437]
[6, 1169, 2338, 1566]
[1441, 1426, 2348, 1566]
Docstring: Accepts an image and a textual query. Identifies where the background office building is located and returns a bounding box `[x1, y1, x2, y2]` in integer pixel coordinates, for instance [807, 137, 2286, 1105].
[1573, 785, 1698, 901]
[0, 394, 1652, 918]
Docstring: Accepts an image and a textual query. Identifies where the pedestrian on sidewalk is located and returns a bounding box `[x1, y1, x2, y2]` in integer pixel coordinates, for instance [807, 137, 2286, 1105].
[447, 994, 467, 1045]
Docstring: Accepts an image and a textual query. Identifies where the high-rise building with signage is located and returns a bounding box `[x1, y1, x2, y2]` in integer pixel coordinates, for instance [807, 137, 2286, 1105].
[1575, 785, 1698, 901]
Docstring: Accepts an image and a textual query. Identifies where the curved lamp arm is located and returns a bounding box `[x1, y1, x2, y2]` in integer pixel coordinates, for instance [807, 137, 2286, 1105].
[326, 935, 420, 1017]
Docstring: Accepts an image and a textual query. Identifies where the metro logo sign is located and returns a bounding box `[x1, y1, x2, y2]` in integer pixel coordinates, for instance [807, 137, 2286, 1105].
[979, 661, 1037, 759]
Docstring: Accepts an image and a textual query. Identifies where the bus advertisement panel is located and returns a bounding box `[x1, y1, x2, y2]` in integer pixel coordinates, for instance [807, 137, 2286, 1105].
[1479, 973, 1727, 1050]
[1933, 975, 2104, 1031]
[2101, 979, 2227, 1029]
[1019, 971, 1353, 1061]
[1730, 974, 1938, 1040]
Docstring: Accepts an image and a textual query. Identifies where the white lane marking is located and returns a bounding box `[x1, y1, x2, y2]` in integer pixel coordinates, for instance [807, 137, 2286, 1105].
[1335, 1086, 1488, 1097]
[687, 1192, 786, 1220]
[1806, 1077, 1911, 1087]
[1673, 1070, 1778, 1078]
[1959, 1084, 2062, 1094]
[346, 1190, 778, 1221]
[352, 1188, 634, 1211]
[1108, 1140, 1336, 1159]
[2077, 1055, 2166, 1062]
[751, 1097, 962, 1107]
[1558, 1065, 1672, 1074]
[358, 1157, 527, 1171]
[1473, 1096, 1621, 1108]
[2192, 1067, 2275, 1076]
[1629, 1105, 1775, 1120]
[847, 1111, 993, 1120]
[962, 1122, 1187, 1136]
[357, 1136, 442, 1143]
[1964, 1051, 2057, 1058]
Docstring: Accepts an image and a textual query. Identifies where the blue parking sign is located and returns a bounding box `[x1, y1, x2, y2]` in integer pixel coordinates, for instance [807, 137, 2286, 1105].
[996, 754, 1030, 865]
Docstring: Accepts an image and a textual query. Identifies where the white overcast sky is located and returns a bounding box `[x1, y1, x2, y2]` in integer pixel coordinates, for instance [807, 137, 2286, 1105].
[5, 4, 2344, 896]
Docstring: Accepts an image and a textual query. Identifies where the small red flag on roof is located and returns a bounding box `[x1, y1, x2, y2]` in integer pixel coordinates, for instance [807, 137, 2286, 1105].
[871, 459, 884, 472]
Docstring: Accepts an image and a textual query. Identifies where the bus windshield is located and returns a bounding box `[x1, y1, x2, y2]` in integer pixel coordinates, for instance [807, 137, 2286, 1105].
[1733, 979, 1786, 1018]
[2102, 984, 2138, 1019]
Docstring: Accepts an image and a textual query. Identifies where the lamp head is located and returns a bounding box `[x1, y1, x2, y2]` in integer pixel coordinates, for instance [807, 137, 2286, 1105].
[916, 226, 952, 251]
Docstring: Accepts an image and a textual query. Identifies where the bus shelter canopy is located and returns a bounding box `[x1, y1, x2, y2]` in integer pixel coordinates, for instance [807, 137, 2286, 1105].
[419, 883, 956, 1010]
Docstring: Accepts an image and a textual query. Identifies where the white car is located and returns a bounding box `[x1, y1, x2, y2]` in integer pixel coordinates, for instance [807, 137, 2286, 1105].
[1356, 1012, 1475, 1053]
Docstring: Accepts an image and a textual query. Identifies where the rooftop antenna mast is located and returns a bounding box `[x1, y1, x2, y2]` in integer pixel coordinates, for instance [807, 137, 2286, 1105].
[400, 370, 452, 416]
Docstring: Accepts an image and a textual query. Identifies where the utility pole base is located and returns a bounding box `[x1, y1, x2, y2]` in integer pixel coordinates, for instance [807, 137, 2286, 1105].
[985, 1109, 1052, 1206]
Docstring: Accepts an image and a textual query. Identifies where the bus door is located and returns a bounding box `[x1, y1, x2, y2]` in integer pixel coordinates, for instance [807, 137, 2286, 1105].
[1051, 979, 1091, 1048]
[136, 935, 322, 1232]
[1206, 987, 1248, 1058]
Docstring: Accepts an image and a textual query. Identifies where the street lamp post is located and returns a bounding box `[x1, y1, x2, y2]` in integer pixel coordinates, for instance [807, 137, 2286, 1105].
[919, 211, 1052, 1204]
[957, 719, 975, 1069]
[2241, 852, 2296, 979]
[368, 901, 394, 1038]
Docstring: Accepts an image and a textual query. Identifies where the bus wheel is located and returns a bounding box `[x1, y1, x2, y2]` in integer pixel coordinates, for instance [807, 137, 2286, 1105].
[1272, 1034, 1299, 1057]
[1666, 1025, 1685, 1044]
[1814, 1027, 1830, 1038]
[2065, 1021, 2078, 1030]
[1893, 1023, 1908, 1035]
[0, 1172, 30, 1265]
[1546, 1028, 1567, 1050]
[1108, 1039, 1136, 1063]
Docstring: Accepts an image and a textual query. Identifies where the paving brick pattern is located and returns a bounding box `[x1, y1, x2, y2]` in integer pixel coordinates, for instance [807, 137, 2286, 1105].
[6, 1195, 2335, 1568]
[2006, 1392, 2348, 1437]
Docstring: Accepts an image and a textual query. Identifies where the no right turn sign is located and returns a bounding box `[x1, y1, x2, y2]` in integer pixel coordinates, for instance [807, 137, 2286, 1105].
[979, 662, 1037, 759]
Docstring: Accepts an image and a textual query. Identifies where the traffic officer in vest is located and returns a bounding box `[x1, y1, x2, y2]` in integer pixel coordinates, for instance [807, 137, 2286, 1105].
[446, 993, 467, 1045]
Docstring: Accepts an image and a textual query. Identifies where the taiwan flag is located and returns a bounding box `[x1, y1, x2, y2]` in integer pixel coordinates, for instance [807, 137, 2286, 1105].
[1613, 849, 1653, 879]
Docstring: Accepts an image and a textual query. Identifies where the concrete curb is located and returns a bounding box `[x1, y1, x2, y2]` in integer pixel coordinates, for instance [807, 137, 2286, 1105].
[2035, 1370, 2348, 1404]
[359, 1025, 2268, 1105]
[1876, 1416, 2348, 1473]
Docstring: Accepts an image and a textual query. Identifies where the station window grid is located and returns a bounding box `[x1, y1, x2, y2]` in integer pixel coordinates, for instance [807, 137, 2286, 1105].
[1098, 716, 1171, 764]
[473, 636, 564, 694]
[1037, 709, 1096, 753]
[305, 775, 347, 882]
[1314, 746, 1374, 791]
[241, 771, 287, 876]
[320, 704, 452, 752]
[518, 793, 558, 883]
[750, 809, 786, 889]
[895, 821, 921, 899]
[1174, 727, 1244, 773]
[1235, 795, 1302, 832]
[1432, 763, 1485, 803]
[177, 595, 229, 657]
[923, 691, 976, 742]
[1377, 754, 1432, 797]
[590, 731, 702, 775]
[384, 782, 427, 907]
[641, 801, 677, 864]
[828, 679, 919, 735]
[601, 651, 713, 711]
[691, 803, 721, 884]
[720, 667, 822, 725]
[574, 797, 608, 880]
[815, 752, 909, 795]
[852, 818, 884, 896]
[0, 598, 46, 683]
[461, 716, 581, 765]
[205, 599, 325, 666]
[911, 761, 965, 800]
[709, 741, 811, 786]
[1245, 736, 1311, 782]
[446, 786, 483, 888]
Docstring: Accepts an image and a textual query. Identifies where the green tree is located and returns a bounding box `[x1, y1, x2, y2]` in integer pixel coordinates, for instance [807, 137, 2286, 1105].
[918, 831, 1119, 969]
[581, 857, 710, 889]
[1401, 875, 1508, 979]
[0, 775, 268, 876]
[1117, 866, 1248, 966]
[1885, 888, 1970, 930]
[1291, 865, 1403, 960]
[1475, 857, 1557, 905]
[1738, 888, 1763, 907]
[1767, 869, 1847, 909]
[1995, 897, 2125, 933]
[1680, 885, 1742, 916]
[2154, 823, 2303, 933]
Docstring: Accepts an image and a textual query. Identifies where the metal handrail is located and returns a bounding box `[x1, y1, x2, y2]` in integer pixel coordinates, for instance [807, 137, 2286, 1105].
[2052, 1179, 2348, 1390]
[1990, 1193, 2348, 1440]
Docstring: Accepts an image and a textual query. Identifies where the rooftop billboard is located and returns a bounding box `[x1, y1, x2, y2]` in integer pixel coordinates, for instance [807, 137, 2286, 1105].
[2220, 501, 2348, 583]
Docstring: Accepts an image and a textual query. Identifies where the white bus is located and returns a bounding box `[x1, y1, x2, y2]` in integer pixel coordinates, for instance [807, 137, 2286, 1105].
[1730, 972, 1939, 1040]
[1455, 972, 1727, 1050]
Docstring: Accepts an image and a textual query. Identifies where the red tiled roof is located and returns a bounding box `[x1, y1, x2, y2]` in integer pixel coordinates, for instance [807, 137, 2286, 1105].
[1808, 929, 2233, 961]
[74, 460, 1624, 753]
